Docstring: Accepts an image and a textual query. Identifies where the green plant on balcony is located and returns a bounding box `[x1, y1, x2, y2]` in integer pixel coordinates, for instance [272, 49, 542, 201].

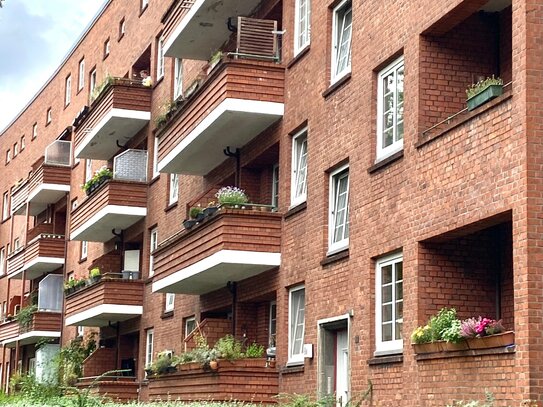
[15, 304, 37, 329]
[89, 74, 114, 104]
[57, 334, 97, 386]
[245, 342, 265, 358]
[82, 166, 113, 196]
[215, 186, 249, 207]
[88, 267, 101, 284]
[155, 99, 182, 130]
[64, 279, 77, 295]
[466, 76, 503, 111]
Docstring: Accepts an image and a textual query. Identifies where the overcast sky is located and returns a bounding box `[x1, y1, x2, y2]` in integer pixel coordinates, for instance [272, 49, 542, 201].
[0, 0, 106, 132]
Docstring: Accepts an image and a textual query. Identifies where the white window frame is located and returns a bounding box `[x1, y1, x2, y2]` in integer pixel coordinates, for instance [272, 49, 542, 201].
[46, 108, 52, 124]
[77, 326, 84, 337]
[78, 59, 85, 91]
[141, 0, 149, 11]
[90, 69, 97, 94]
[32, 123, 37, 139]
[288, 285, 305, 365]
[165, 293, 175, 312]
[290, 128, 308, 207]
[153, 136, 160, 178]
[174, 58, 183, 100]
[375, 252, 403, 354]
[149, 228, 158, 277]
[271, 164, 279, 208]
[169, 174, 179, 205]
[145, 329, 154, 368]
[294, 0, 311, 54]
[20, 136, 25, 151]
[157, 37, 165, 80]
[269, 301, 277, 346]
[81, 241, 88, 260]
[331, 0, 352, 83]
[13, 143, 18, 158]
[13, 238, 20, 252]
[85, 159, 93, 182]
[185, 317, 196, 338]
[65, 75, 72, 106]
[0, 248, 5, 276]
[376, 56, 404, 161]
[119, 19, 126, 38]
[328, 164, 349, 254]
[2, 193, 9, 221]
[5, 150, 10, 164]
[104, 39, 110, 58]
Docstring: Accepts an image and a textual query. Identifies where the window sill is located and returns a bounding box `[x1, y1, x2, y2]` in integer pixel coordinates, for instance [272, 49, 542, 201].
[321, 249, 349, 267]
[165, 202, 178, 213]
[368, 354, 403, 366]
[322, 73, 351, 99]
[284, 201, 307, 220]
[280, 364, 305, 375]
[139, 4, 148, 17]
[154, 76, 164, 89]
[161, 310, 174, 320]
[78, 257, 87, 264]
[368, 150, 404, 174]
[287, 46, 310, 70]
[414, 345, 515, 361]
[149, 175, 160, 186]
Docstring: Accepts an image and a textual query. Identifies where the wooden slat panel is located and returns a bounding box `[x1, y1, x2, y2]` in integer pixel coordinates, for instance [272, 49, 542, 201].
[154, 209, 282, 280]
[11, 181, 29, 213]
[0, 320, 19, 342]
[28, 312, 62, 332]
[70, 180, 147, 233]
[162, 0, 192, 46]
[7, 249, 25, 276]
[157, 60, 285, 162]
[65, 280, 144, 318]
[237, 17, 277, 58]
[25, 236, 65, 263]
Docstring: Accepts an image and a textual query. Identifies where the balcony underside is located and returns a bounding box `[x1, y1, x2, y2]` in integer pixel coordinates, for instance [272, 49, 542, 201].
[65, 304, 143, 327]
[70, 205, 146, 242]
[8, 258, 64, 281]
[164, 0, 259, 60]
[158, 99, 283, 175]
[75, 109, 150, 160]
[152, 249, 280, 295]
[28, 184, 70, 216]
[2, 330, 60, 348]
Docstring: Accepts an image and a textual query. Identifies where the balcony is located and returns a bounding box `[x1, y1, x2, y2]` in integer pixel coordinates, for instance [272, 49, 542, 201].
[74, 78, 152, 160]
[162, 1, 275, 61]
[27, 141, 72, 215]
[152, 208, 281, 295]
[2, 312, 62, 348]
[11, 180, 29, 216]
[70, 150, 148, 242]
[157, 59, 284, 175]
[7, 233, 65, 281]
[0, 320, 19, 344]
[6, 248, 25, 279]
[65, 278, 144, 327]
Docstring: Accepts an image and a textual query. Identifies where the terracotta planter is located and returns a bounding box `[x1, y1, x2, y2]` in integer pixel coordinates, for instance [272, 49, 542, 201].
[441, 340, 469, 352]
[209, 360, 218, 371]
[467, 331, 515, 350]
[412, 342, 443, 354]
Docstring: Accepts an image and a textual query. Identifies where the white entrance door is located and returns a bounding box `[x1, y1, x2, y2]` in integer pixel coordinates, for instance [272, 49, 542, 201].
[336, 330, 349, 406]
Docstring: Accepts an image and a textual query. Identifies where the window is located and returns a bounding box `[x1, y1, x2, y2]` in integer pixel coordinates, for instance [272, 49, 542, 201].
[12, 143, 18, 158]
[173, 58, 183, 100]
[141, 0, 149, 12]
[145, 329, 154, 368]
[156, 36, 164, 80]
[20, 136, 25, 151]
[119, 18, 126, 40]
[71, 199, 78, 211]
[294, 0, 311, 54]
[291, 129, 308, 206]
[375, 253, 403, 353]
[269, 301, 277, 346]
[288, 285, 305, 364]
[89, 69, 97, 94]
[149, 228, 158, 277]
[185, 317, 196, 338]
[271, 164, 279, 208]
[77, 326, 84, 337]
[104, 38, 110, 59]
[153, 136, 160, 178]
[32, 123, 37, 140]
[377, 56, 404, 160]
[46, 108, 52, 125]
[85, 159, 93, 182]
[78, 59, 85, 91]
[0, 248, 5, 276]
[2, 193, 9, 220]
[65, 75, 72, 106]
[81, 241, 88, 260]
[165, 293, 175, 312]
[169, 174, 179, 205]
[13, 238, 20, 252]
[5, 150, 9, 164]
[329, 165, 349, 253]
[331, 0, 352, 82]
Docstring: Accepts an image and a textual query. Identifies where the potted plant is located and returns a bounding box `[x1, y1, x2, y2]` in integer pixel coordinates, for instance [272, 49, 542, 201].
[203, 200, 219, 217]
[82, 166, 113, 196]
[64, 279, 76, 295]
[466, 76, 503, 111]
[215, 186, 249, 208]
[89, 267, 101, 284]
[460, 317, 513, 349]
[15, 304, 37, 330]
[411, 307, 463, 353]
[441, 318, 468, 351]
[189, 206, 205, 222]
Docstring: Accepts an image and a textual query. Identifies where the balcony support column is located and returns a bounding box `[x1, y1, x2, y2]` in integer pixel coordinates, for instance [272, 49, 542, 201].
[227, 281, 237, 336]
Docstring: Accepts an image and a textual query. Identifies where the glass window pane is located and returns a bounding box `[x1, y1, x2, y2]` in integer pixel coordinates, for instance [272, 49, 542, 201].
[382, 304, 392, 322]
[382, 322, 392, 342]
[382, 285, 392, 303]
[382, 265, 392, 284]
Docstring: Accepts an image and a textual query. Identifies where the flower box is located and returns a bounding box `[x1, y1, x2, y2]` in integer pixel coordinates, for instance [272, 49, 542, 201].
[441, 340, 469, 352]
[466, 84, 503, 111]
[466, 331, 514, 350]
[412, 342, 443, 354]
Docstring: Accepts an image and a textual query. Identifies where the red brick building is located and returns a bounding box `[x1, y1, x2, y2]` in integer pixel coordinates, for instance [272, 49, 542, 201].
[0, 0, 537, 405]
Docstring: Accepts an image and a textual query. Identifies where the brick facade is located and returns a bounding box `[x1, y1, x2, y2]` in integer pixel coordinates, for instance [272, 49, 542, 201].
[0, 0, 540, 405]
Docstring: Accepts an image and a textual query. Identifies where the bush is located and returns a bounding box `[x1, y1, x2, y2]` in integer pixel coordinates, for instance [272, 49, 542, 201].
[214, 335, 244, 360]
[245, 342, 264, 358]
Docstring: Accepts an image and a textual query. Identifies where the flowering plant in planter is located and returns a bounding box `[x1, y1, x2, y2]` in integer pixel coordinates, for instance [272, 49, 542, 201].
[82, 166, 113, 195]
[215, 186, 248, 206]
[465, 76, 503, 111]
[460, 317, 504, 338]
